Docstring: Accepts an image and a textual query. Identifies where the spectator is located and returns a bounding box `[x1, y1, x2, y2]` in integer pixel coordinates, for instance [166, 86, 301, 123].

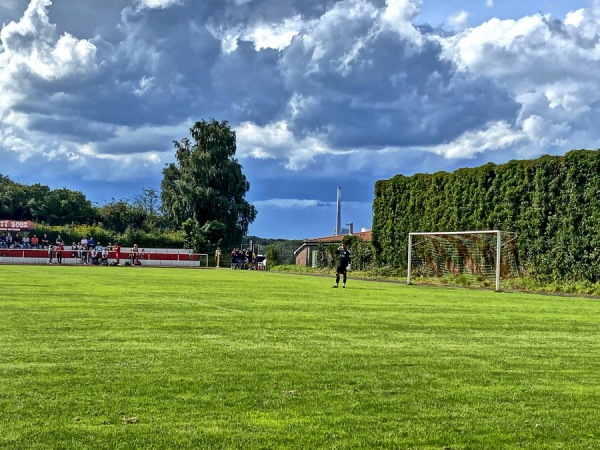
[13, 233, 22, 248]
[56, 234, 64, 246]
[41, 234, 50, 249]
[101, 246, 109, 265]
[129, 244, 140, 265]
[231, 248, 237, 269]
[87, 237, 96, 249]
[237, 248, 244, 269]
[91, 246, 100, 265]
[80, 236, 88, 248]
[22, 234, 31, 249]
[0, 232, 7, 249]
[114, 243, 121, 265]
[56, 243, 64, 264]
[6, 233, 13, 248]
[81, 246, 88, 264]
[71, 242, 79, 258]
[247, 248, 255, 270]
[31, 235, 39, 249]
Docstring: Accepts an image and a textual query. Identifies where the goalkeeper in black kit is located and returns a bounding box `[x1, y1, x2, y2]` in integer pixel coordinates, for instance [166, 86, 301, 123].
[333, 242, 351, 288]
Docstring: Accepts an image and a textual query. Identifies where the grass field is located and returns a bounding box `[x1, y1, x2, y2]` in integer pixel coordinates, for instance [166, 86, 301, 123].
[1, 265, 599, 449]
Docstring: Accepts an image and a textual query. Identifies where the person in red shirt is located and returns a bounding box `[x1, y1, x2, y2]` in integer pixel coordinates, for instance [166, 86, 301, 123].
[114, 243, 121, 265]
[31, 235, 39, 249]
[56, 243, 64, 264]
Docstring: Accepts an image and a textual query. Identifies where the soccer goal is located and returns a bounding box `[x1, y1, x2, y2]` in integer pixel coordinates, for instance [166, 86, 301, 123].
[407, 230, 519, 291]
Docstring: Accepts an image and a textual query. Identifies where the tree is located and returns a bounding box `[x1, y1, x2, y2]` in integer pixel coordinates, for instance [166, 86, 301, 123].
[0, 175, 95, 225]
[133, 187, 167, 231]
[160, 119, 257, 248]
[98, 199, 147, 233]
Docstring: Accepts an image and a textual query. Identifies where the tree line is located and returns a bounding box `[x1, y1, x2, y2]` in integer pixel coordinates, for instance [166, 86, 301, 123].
[372, 149, 600, 283]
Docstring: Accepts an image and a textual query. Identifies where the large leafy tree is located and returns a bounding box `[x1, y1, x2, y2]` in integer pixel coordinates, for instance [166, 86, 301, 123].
[97, 199, 147, 234]
[160, 119, 257, 248]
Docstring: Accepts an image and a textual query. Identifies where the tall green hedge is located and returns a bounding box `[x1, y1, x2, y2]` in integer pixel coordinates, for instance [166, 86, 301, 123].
[372, 149, 600, 282]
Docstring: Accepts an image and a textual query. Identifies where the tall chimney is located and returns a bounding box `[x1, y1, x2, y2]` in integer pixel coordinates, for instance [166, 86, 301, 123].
[336, 187, 342, 236]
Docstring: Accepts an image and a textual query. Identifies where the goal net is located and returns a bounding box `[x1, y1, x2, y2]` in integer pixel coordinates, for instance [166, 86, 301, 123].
[407, 230, 519, 291]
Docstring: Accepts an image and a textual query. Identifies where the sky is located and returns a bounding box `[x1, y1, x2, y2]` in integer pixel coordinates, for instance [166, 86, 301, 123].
[1, 0, 599, 240]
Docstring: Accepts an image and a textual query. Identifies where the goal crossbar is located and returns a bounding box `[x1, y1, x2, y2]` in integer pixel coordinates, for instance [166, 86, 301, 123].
[407, 230, 518, 291]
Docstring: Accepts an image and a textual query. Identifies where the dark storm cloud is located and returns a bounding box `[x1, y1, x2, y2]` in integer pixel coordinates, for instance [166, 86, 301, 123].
[211, 41, 289, 125]
[281, 25, 519, 148]
[25, 114, 118, 142]
[11, 1, 295, 139]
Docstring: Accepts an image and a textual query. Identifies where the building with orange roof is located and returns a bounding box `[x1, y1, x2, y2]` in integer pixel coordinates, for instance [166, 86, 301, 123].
[294, 230, 372, 266]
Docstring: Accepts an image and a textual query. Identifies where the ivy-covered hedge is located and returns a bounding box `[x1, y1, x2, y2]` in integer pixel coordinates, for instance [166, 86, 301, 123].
[372, 149, 600, 282]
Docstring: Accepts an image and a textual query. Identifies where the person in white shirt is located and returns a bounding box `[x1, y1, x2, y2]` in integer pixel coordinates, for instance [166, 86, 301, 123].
[101, 246, 109, 265]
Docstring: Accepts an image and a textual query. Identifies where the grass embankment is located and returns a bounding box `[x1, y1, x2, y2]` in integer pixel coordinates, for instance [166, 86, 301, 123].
[1, 266, 599, 449]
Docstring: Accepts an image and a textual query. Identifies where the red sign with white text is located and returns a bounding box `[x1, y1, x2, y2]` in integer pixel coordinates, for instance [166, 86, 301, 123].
[0, 220, 36, 231]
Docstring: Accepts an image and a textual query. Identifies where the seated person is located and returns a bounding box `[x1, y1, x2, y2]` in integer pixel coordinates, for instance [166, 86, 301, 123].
[30, 235, 39, 249]
[71, 242, 79, 258]
[90, 247, 101, 265]
[101, 247, 109, 265]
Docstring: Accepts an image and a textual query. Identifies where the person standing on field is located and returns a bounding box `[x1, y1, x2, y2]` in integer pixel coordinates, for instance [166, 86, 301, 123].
[332, 242, 351, 288]
[56, 243, 63, 264]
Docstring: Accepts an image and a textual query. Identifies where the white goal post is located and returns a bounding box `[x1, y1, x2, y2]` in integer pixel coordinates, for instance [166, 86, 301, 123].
[407, 230, 519, 291]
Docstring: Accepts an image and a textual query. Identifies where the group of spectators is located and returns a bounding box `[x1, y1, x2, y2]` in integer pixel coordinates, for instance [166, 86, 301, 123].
[230, 247, 259, 270]
[0, 232, 52, 249]
[0, 232, 130, 266]
[64, 238, 122, 266]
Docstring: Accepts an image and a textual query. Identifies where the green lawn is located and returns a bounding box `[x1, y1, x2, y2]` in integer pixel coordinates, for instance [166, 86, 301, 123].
[1, 265, 599, 449]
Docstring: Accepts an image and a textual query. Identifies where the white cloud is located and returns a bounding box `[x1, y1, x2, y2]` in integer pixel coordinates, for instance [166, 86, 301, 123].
[133, 75, 155, 96]
[0, 0, 97, 86]
[448, 10, 469, 30]
[244, 15, 306, 51]
[236, 120, 347, 170]
[253, 199, 331, 209]
[136, 0, 182, 11]
[0, 0, 99, 166]
[381, 0, 423, 43]
[208, 13, 313, 54]
[429, 121, 525, 159]
[435, 3, 600, 158]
